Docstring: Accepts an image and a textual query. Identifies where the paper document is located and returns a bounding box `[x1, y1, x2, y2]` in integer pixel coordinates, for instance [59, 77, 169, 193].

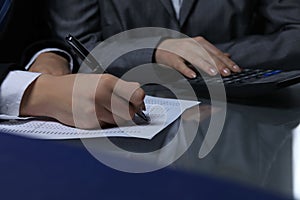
[0, 96, 200, 140]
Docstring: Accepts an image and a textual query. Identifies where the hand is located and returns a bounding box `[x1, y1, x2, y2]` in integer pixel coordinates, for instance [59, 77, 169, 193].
[155, 37, 241, 78]
[20, 74, 146, 129]
[29, 52, 71, 75]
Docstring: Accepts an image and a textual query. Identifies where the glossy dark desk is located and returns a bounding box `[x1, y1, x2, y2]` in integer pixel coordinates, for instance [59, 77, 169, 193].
[99, 82, 300, 199]
[165, 83, 300, 198]
[0, 83, 299, 199]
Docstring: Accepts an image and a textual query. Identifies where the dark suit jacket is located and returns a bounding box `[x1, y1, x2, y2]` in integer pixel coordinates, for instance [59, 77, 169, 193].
[0, 0, 51, 64]
[0, 0, 51, 84]
[48, 0, 300, 74]
[0, 0, 74, 83]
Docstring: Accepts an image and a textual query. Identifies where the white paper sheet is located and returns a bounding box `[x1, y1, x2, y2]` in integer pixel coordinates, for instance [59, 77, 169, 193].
[0, 96, 200, 140]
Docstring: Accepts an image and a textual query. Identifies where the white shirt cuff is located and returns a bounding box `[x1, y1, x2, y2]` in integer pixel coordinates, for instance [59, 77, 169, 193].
[0, 71, 41, 119]
[24, 48, 73, 72]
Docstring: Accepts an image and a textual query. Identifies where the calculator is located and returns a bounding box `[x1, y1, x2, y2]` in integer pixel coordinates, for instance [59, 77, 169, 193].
[187, 68, 300, 98]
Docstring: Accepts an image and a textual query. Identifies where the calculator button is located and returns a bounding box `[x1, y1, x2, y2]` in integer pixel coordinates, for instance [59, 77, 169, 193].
[263, 70, 282, 77]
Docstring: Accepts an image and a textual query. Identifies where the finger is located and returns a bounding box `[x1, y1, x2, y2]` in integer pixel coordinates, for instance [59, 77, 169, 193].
[185, 45, 233, 76]
[224, 53, 231, 57]
[96, 75, 145, 120]
[188, 58, 218, 76]
[216, 53, 241, 73]
[180, 46, 218, 76]
[205, 44, 240, 72]
[194, 37, 241, 73]
[95, 106, 128, 127]
[171, 39, 218, 76]
[156, 50, 198, 78]
[130, 87, 146, 109]
[106, 93, 138, 121]
[113, 80, 146, 110]
[157, 39, 217, 77]
[96, 91, 137, 123]
[171, 58, 197, 78]
[113, 79, 140, 99]
[208, 53, 232, 76]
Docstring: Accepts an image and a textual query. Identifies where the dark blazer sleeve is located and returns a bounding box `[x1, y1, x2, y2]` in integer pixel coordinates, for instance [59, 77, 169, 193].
[216, 0, 300, 70]
[1, 0, 76, 75]
[0, 0, 52, 65]
[21, 40, 77, 72]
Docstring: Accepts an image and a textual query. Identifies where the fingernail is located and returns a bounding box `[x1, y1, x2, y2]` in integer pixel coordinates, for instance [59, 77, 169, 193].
[190, 72, 197, 79]
[233, 65, 241, 71]
[209, 68, 218, 76]
[223, 68, 231, 75]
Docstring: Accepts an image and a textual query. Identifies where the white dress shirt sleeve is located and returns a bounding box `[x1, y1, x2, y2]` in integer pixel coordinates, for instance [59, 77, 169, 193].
[0, 71, 41, 119]
[24, 48, 74, 72]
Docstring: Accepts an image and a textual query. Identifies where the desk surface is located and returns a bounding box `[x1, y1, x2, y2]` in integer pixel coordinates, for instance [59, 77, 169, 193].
[182, 83, 300, 198]
[93, 83, 300, 198]
[1, 83, 300, 199]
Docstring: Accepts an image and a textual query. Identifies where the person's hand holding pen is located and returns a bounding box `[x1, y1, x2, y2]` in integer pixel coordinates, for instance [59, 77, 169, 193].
[20, 73, 146, 129]
[18, 34, 148, 129]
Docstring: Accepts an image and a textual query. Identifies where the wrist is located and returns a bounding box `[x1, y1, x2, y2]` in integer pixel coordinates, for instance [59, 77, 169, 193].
[34, 52, 68, 67]
[20, 74, 60, 118]
[29, 52, 71, 75]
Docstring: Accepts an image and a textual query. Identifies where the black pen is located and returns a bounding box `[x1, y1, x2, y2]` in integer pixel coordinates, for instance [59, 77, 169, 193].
[65, 34, 104, 73]
[65, 34, 150, 123]
[136, 108, 150, 123]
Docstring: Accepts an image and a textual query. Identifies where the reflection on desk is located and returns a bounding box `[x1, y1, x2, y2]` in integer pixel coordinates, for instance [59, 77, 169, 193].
[142, 83, 300, 198]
